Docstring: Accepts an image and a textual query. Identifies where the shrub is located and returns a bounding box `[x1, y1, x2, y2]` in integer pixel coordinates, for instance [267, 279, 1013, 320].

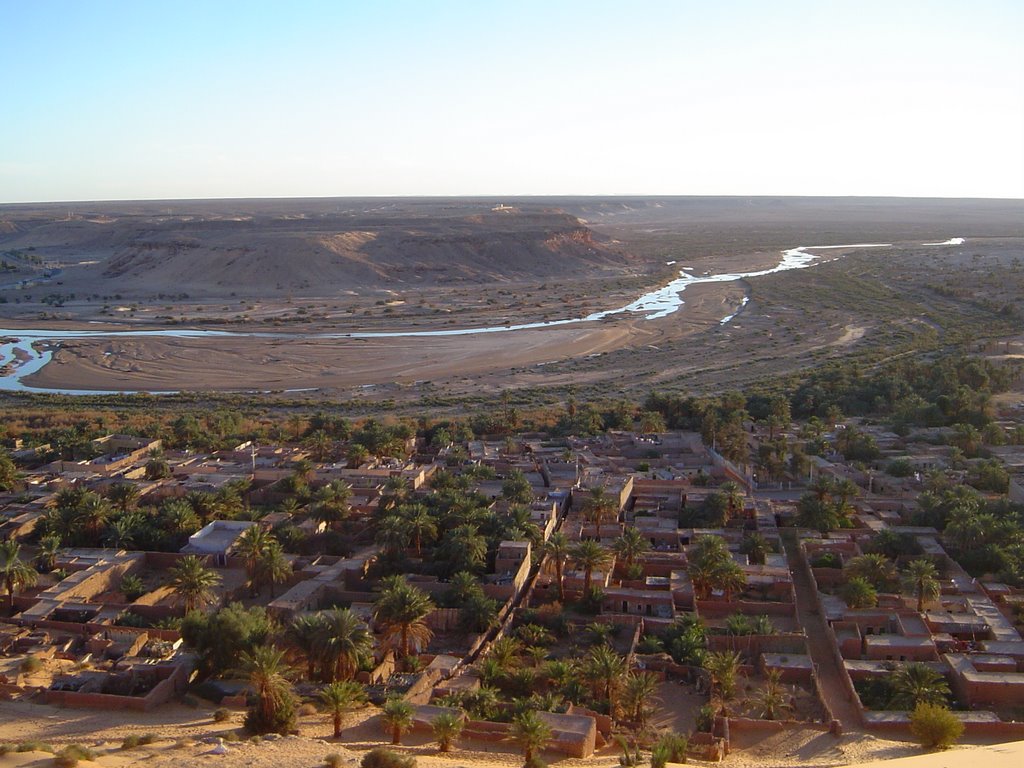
[120, 573, 147, 601]
[360, 747, 416, 768]
[810, 552, 842, 569]
[17, 741, 55, 753]
[19, 656, 43, 674]
[910, 703, 963, 749]
[298, 702, 319, 717]
[121, 735, 141, 750]
[636, 636, 664, 654]
[695, 704, 716, 733]
[53, 744, 95, 767]
[213, 707, 232, 722]
[0, 745, 11, 756]
[655, 732, 688, 764]
[325, 753, 346, 768]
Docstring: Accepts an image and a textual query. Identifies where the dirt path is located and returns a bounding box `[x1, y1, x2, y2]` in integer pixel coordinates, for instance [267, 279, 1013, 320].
[785, 537, 863, 732]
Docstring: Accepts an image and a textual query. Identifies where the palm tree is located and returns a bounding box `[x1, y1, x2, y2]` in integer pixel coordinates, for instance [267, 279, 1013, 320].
[584, 644, 626, 710]
[834, 478, 859, 517]
[401, 504, 437, 556]
[739, 533, 770, 565]
[502, 470, 533, 504]
[167, 555, 221, 613]
[841, 576, 878, 609]
[704, 651, 742, 705]
[255, 541, 292, 598]
[581, 487, 618, 539]
[688, 561, 716, 601]
[0, 541, 37, 599]
[751, 669, 791, 720]
[511, 710, 552, 766]
[103, 513, 144, 549]
[373, 576, 435, 658]
[690, 535, 731, 569]
[621, 671, 660, 727]
[903, 558, 941, 613]
[719, 481, 745, 521]
[845, 553, 897, 591]
[322, 608, 374, 682]
[76, 492, 113, 543]
[108, 482, 142, 513]
[376, 514, 412, 557]
[287, 612, 330, 681]
[544, 532, 570, 601]
[571, 540, 612, 595]
[378, 476, 410, 515]
[796, 494, 840, 534]
[382, 697, 414, 745]
[890, 663, 950, 709]
[239, 645, 296, 734]
[431, 711, 464, 753]
[35, 534, 62, 573]
[161, 499, 201, 536]
[612, 528, 650, 573]
[488, 636, 523, 668]
[305, 429, 333, 462]
[320, 680, 366, 738]
[310, 480, 352, 528]
[439, 524, 488, 575]
[234, 525, 275, 596]
[713, 560, 747, 601]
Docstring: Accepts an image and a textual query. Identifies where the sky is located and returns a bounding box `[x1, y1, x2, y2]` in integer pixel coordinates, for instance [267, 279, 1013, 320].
[1, 0, 1022, 202]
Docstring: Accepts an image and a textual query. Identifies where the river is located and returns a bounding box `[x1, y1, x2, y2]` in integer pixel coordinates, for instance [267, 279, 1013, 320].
[0, 239, 963, 395]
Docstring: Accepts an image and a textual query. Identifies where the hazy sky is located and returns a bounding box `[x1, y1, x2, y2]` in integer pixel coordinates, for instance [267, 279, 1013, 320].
[2, 0, 1022, 202]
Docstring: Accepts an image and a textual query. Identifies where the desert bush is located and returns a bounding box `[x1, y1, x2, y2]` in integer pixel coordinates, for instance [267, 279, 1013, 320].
[19, 657, 43, 674]
[650, 744, 671, 768]
[119, 733, 157, 749]
[17, 741, 55, 753]
[910, 703, 963, 749]
[298, 702, 319, 717]
[213, 707, 232, 722]
[655, 732, 688, 764]
[120, 573, 147, 601]
[695, 704, 716, 733]
[360, 747, 416, 768]
[810, 552, 842, 569]
[325, 754, 346, 768]
[0, 744, 11, 756]
[53, 744, 95, 767]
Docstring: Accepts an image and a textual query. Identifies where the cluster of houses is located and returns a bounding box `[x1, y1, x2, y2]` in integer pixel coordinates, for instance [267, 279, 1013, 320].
[2, 410, 1024, 752]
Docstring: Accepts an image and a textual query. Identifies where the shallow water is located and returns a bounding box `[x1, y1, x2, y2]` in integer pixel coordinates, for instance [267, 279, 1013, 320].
[0, 239, 961, 394]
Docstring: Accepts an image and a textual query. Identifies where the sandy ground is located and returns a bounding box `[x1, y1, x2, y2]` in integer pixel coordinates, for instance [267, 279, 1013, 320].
[19, 282, 743, 394]
[2, 696, 1021, 768]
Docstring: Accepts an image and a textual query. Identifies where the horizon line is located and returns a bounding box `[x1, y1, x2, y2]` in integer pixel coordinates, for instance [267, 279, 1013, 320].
[3, 192, 1024, 207]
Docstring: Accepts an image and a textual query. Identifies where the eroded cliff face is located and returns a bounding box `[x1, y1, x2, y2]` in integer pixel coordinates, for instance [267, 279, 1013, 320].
[0, 204, 637, 296]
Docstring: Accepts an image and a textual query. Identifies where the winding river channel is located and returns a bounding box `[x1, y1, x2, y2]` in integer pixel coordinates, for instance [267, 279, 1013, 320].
[0, 239, 965, 395]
